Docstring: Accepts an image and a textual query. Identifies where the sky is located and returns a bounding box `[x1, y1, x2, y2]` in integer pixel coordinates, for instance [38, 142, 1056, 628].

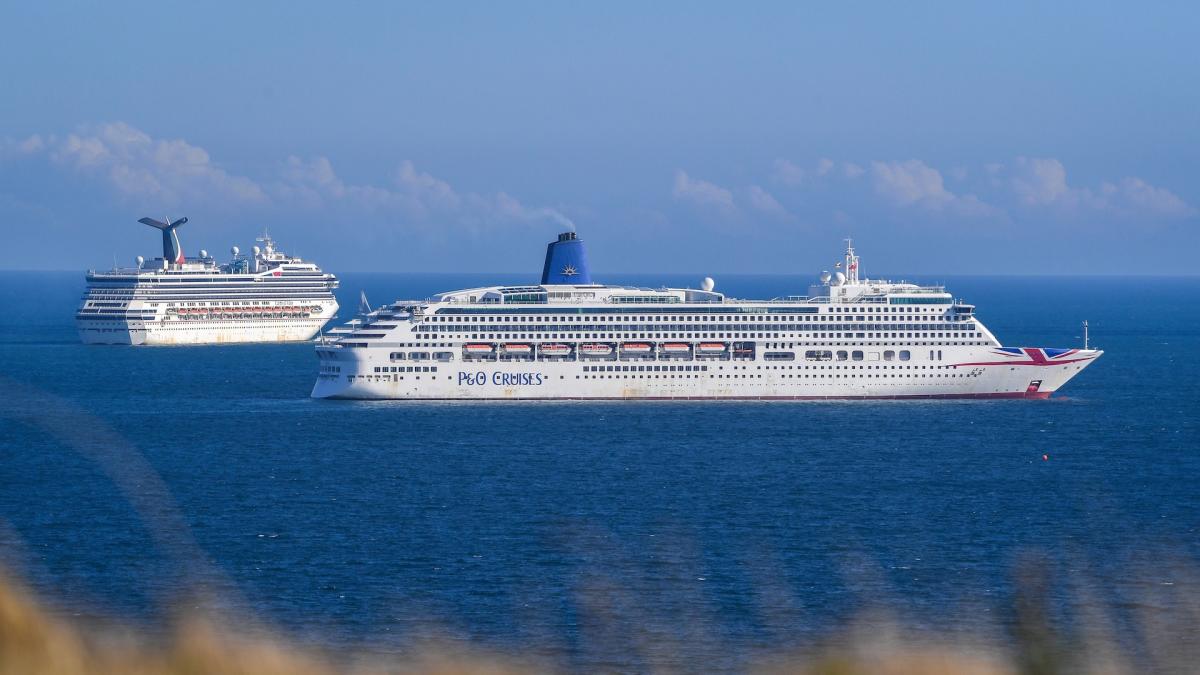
[1, 2, 1197, 277]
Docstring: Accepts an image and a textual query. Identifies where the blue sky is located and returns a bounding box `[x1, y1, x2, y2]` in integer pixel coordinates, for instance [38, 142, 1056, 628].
[1, 2, 1197, 276]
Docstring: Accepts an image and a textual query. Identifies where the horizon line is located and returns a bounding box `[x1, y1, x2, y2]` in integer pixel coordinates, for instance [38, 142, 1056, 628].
[3, 268, 1200, 279]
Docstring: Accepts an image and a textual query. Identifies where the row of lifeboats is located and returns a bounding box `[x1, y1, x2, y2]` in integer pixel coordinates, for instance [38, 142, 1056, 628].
[463, 341, 731, 356]
[170, 305, 321, 317]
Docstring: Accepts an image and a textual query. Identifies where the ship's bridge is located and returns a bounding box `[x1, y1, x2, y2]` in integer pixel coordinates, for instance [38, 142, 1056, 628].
[806, 239, 953, 305]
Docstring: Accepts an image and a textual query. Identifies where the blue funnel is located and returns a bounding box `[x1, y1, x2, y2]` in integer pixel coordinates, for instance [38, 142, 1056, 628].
[541, 231, 592, 285]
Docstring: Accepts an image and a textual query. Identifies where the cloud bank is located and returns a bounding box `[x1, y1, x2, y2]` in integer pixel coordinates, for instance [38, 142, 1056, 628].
[8, 122, 575, 232]
[766, 154, 1193, 222]
[673, 170, 788, 219]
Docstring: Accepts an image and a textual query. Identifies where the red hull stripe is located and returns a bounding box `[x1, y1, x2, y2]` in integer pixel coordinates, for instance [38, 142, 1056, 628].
[330, 391, 1055, 401]
[950, 355, 1097, 368]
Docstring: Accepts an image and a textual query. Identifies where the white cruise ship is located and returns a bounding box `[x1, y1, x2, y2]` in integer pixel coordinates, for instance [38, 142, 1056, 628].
[311, 231, 1101, 400]
[78, 217, 339, 345]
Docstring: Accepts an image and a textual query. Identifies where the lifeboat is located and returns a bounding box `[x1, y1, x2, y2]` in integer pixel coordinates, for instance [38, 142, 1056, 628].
[310, 306, 321, 313]
[464, 343, 495, 354]
[502, 343, 533, 354]
[661, 342, 691, 353]
[698, 342, 727, 353]
[580, 343, 613, 356]
[621, 342, 652, 353]
[539, 343, 571, 355]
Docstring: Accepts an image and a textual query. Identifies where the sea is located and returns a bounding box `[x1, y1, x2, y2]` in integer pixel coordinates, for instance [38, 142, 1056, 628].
[0, 271, 1197, 670]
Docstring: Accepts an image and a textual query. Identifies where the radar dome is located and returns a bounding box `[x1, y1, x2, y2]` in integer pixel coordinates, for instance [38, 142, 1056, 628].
[834, 271, 846, 285]
[701, 277, 715, 292]
[252, 245, 261, 256]
[231, 246, 240, 256]
[819, 270, 832, 283]
[135, 255, 144, 267]
[199, 249, 208, 259]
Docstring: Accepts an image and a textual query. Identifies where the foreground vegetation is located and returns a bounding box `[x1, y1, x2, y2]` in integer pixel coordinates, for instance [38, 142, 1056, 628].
[1, 564, 1196, 675]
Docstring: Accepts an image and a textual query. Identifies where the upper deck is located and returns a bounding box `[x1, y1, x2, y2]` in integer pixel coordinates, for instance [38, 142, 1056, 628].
[406, 238, 954, 314]
[85, 229, 333, 287]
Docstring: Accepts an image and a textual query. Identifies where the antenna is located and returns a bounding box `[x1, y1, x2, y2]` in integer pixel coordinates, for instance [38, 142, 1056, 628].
[1083, 320, 1089, 350]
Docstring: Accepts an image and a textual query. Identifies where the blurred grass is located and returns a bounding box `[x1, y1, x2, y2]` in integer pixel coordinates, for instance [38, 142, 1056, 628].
[0, 571, 535, 675]
[3, 563, 1197, 675]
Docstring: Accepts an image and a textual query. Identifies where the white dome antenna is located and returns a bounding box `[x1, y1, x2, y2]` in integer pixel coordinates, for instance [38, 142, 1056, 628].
[135, 255, 144, 269]
[231, 246, 240, 256]
[701, 277, 715, 292]
[252, 245, 261, 256]
[834, 271, 846, 285]
[819, 270, 832, 284]
[199, 249, 208, 259]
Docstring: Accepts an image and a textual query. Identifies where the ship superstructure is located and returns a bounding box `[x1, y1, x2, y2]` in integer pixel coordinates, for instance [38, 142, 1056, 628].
[78, 217, 339, 345]
[312, 232, 1100, 400]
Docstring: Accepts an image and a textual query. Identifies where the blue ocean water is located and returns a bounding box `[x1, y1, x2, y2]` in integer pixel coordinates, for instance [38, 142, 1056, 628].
[0, 271, 1197, 669]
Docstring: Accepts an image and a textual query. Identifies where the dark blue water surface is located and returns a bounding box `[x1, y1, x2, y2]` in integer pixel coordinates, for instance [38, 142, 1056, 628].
[1, 271, 1197, 669]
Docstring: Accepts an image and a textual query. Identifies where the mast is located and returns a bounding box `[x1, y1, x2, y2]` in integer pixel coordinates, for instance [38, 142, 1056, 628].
[844, 238, 860, 284]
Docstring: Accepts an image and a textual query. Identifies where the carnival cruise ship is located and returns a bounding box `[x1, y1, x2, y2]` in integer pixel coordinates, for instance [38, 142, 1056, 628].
[78, 217, 339, 345]
[311, 231, 1101, 400]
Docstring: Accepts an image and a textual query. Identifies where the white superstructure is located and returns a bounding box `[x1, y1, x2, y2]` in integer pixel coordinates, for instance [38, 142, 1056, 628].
[78, 217, 339, 345]
[312, 232, 1100, 400]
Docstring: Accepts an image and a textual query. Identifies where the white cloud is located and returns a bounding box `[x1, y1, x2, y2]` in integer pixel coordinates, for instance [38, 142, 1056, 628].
[1007, 156, 1194, 218]
[673, 170, 735, 210]
[5, 121, 576, 232]
[674, 171, 787, 219]
[744, 185, 786, 216]
[767, 155, 1192, 222]
[277, 154, 573, 230]
[870, 159, 954, 206]
[1011, 157, 1076, 207]
[44, 122, 268, 205]
[775, 157, 855, 184]
[870, 159, 993, 215]
[771, 159, 806, 186]
[17, 135, 44, 154]
[1106, 177, 1194, 217]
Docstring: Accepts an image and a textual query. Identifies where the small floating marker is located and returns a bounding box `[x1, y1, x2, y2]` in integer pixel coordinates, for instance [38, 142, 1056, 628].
[1042, 454, 1049, 461]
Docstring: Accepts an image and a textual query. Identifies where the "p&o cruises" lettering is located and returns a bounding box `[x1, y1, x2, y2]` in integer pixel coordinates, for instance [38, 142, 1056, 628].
[458, 371, 544, 387]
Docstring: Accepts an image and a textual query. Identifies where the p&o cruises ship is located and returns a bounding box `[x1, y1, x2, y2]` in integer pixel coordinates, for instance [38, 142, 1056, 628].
[312, 231, 1100, 400]
[78, 217, 339, 345]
